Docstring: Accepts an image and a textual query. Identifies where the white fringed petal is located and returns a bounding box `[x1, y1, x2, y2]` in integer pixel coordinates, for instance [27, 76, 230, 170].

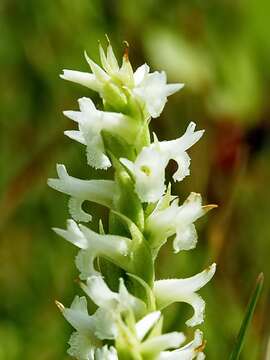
[67, 331, 96, 360]
[48, 164, 115, 221]
[95, 345, 118, 360]
[63, 97, 136, 169]
[158, 330, 205, 360]
[154, 264, 216, 326]
[120, 122, 204, 203]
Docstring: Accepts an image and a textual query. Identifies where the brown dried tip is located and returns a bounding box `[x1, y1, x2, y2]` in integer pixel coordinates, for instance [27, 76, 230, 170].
[202, 204, 218, 213]
[55, 300, 65, 312]
[123, 41, 129, 60]
[196, 340, 207, 353]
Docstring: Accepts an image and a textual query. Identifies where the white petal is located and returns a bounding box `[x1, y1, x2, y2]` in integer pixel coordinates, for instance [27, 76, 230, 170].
[48, 164, 115, 207]
[75, 250, 99, 279]
[93, 308, 118, 340]
[95, 345, 118, 360]
[60, 69, 100, 92]
[134, 70, 183, 118]
[82, 275, 119, 308]
[67, 331, 97, 360]
[134, 63, 150, 85]
[154, 264, 216, 326]
[158, 330, 205, 360]
[53, 219, 88, 249]
[68, 197, 92, 222]
[141, 332, 186, 355]
[61, 296, 96, 334]
[135, 311, 161, 340]
[64, 130, 86, 145]
[173, 224, 198, 253]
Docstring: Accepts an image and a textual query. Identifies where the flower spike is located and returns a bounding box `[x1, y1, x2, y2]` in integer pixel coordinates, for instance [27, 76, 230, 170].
[51, 41, 216, 359]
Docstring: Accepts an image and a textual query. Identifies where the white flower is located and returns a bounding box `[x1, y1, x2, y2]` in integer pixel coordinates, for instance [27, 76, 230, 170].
[146, 192, 216, 255]
[60, 44, 183, 118]
[120, 122, 204, 203]
[55, 296, 100, 360]
[81, 275, 146, 318]
[48, 164, 115, 222]
[158, 329, 206, 360]
[133, 65, 184, 118]
[154, 264, 216, 327]
[53, 219, 131, 278]
[63, 97, 137, 169]
[95, 345, 118, 360]
[81, 275, 146, 340]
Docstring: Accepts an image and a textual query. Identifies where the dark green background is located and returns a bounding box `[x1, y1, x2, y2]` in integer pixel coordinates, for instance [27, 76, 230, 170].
[1, 0, 270, 358]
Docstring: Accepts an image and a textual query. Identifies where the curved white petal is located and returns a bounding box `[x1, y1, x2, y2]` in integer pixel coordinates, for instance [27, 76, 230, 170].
[154, 264, 216, 326]
[53, 219, 88, 249]
[135, 311, 161, 341]
[60, 69, 100, 92]
[158, 330, 205, 360]
[48, 164, 115, 209]
[141, 332, 186, 356]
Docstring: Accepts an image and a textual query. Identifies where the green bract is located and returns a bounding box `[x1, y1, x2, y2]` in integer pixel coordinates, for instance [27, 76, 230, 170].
[48, 40, 216, 360]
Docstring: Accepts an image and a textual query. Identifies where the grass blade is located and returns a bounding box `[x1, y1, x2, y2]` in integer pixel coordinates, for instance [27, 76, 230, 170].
[229, 272, 264, 360]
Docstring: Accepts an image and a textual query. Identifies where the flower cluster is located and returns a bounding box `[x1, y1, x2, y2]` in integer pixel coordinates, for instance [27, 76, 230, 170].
[48, 41, 216, 359]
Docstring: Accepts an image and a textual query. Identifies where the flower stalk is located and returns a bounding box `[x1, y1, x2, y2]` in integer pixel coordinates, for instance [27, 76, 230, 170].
[48, 40, 216, 359]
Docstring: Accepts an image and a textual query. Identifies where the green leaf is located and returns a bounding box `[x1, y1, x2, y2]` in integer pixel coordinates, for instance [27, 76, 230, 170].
[229, 273, 264, 360]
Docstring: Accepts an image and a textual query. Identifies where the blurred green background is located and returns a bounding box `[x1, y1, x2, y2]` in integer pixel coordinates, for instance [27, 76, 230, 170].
[1, 0, 270, 359]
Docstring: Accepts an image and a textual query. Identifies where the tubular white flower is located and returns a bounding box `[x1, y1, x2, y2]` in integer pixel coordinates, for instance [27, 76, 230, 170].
[95, 345, 118, 360]
[146, 192, 215, 255]
[53, 220, 131, 278]
[63, 97, 136, 169]
[48, 164, 115, 222]
[120, 122, 204, 203]
[154, 264, 216, 326]
[158, 329, 205, 360]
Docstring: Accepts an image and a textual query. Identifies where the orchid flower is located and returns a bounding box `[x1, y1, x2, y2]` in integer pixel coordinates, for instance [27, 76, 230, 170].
[120, 122, 204, 203]
[145, 191, 217, 256]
